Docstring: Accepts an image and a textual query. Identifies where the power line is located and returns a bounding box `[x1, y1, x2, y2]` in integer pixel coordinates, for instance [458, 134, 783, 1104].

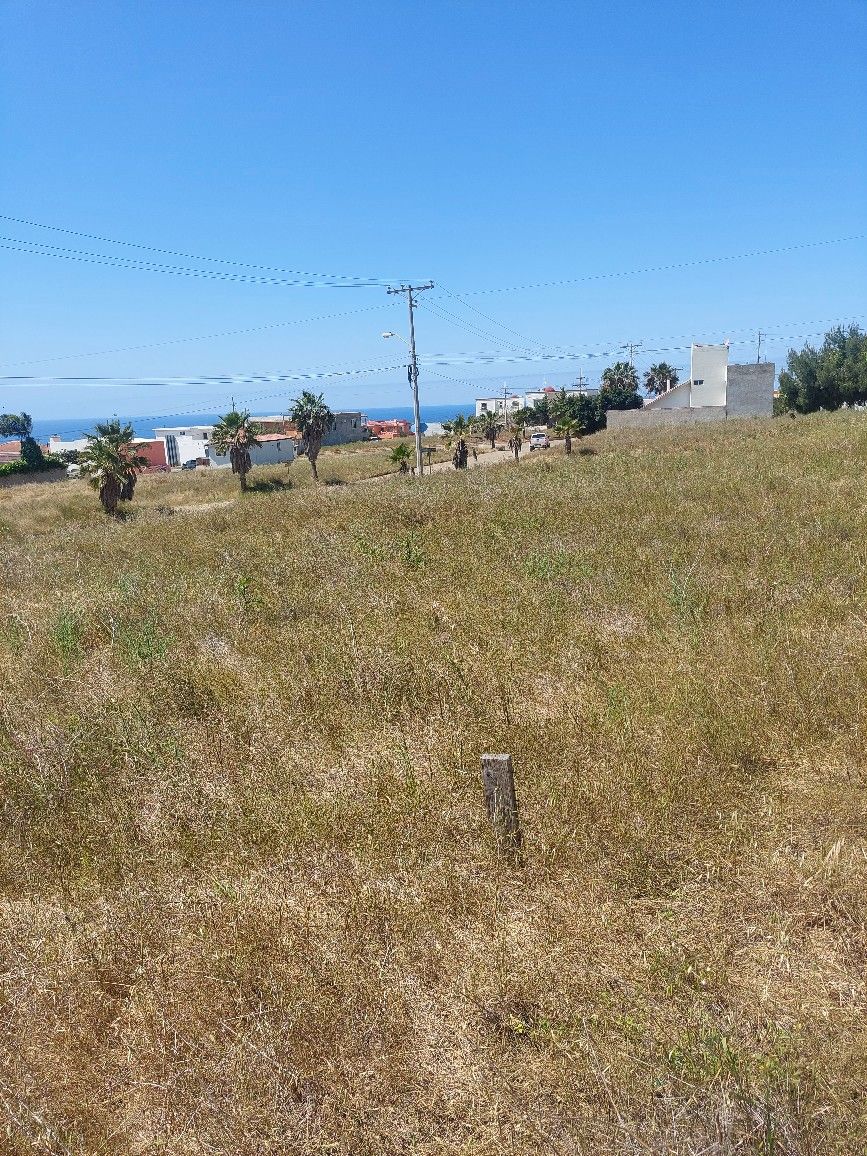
[419, 297, 535, 355]
[436, 284, 548, 352]
[0, 238, 391, 289]
[454, 233, 867, 296]
[0, 212, 398, 283]
[0, 304, 386, 369]
[5, 324, 846, 401]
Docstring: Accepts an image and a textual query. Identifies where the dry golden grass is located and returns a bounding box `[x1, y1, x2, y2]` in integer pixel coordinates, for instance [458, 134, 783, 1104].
[1, 413, 865, 1153]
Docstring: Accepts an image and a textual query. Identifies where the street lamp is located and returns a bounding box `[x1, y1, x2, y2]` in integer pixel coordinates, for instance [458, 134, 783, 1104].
[382, 329, 424, 475]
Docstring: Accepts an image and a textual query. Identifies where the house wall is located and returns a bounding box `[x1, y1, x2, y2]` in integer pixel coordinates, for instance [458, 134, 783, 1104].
[323, 412, 366, 446]
[134, 440, 168, 470]
[207, 438, 296, 468]
[690, 344, 728, 408]
[0, 468, 67, 488]
[606, 406, 728, 431]
[475, 397, 522, 417]
[48, 435, 90, 454]
[726, 362, 774, 417]
[647, 382, 692, 409]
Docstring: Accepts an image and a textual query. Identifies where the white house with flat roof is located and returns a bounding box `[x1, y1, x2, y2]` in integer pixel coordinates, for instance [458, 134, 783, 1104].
[475, 383, 597, 417]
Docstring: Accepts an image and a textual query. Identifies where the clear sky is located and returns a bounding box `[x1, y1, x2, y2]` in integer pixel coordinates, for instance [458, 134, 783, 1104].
[1, 0, 865, 420]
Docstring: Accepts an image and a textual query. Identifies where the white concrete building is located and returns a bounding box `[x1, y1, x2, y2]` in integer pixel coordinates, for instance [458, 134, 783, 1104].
[153, 425, 212, 467]
[48, 435, 90, 455]
[475, 394, 523, 418]
[206, 432, 296, 468]
[475, 383, 597, 417]
[607, 343, 774, 430]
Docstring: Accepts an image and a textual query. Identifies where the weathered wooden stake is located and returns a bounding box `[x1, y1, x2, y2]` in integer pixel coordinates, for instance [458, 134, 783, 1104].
[481, 753, 523, 864]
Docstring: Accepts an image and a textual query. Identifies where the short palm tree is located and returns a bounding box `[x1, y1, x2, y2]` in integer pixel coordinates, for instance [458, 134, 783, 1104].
[478, 409, 502, 448]
[388, 441, 412, 473]
[445, 414, 471, 468]
[80, 420, 148, 515]
[210, 410, 261, 492]
[556, 417, 580, 455]
[290, 391, 334, 482]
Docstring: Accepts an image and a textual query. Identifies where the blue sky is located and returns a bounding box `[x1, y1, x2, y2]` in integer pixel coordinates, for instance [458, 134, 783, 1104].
[0, 0, 865, 420]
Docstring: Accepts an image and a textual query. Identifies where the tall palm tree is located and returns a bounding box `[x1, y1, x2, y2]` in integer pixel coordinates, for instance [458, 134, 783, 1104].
[80, 421, 148, 515]
[290, 391, 334, 482]
[643, 362, 680, 396]
[599, 362, 643, 413]
[211, 410, 261, 492]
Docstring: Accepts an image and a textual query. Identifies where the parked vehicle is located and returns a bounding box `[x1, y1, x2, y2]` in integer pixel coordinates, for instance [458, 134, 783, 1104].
[529, 431, 550, 450]
[181, 460, 197, 471]
[66, 463, 82, 478]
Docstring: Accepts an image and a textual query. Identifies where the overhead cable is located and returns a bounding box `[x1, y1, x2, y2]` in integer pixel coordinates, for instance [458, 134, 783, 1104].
[0, 212, 398, 283]
[455, 234, 867, 296]
[0, 238, 393, 289]
[0, 304, 386, 369]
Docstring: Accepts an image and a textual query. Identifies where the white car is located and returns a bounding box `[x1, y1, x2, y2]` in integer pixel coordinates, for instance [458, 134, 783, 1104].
[529, 431, 550, 450]
[66, 463, 82, 478]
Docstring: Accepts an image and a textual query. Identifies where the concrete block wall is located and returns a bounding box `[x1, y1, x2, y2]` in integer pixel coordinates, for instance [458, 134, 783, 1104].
[606, 406, 728, 431]
[726, 362, 774, 417]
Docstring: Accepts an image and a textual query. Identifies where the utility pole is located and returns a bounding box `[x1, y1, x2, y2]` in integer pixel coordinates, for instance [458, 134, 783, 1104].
[756, 331, 764, 364]
[621, 342, 642, 367]
[386, 282, 434, 477]
[575, 369, 587, 392]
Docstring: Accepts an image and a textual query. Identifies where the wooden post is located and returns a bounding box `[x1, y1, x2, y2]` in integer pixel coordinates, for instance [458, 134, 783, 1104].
[481, 753, 523, 863]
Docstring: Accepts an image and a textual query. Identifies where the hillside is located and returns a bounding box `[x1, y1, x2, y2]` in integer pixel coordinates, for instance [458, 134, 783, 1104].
[1, 414, 865, 1154]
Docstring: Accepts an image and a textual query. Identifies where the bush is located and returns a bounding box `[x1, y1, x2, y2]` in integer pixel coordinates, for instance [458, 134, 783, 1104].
[0, 454, 65, 478]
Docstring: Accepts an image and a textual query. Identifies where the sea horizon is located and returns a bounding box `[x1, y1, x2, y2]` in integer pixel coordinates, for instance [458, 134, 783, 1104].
[26, 402, 476, 444]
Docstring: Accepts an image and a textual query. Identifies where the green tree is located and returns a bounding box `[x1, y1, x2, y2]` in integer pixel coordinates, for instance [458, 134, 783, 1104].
[80, 421, 148, 515]
[290, 391, 334, 482]
[0, 411, 44, 468]
[211, 410, 261, 492]
[0, 412, 32, 441]
[643, 362, 680, 396]
[388, 441, 412, 473]
[599, 362, 643, 412]
[777, 325, 867, 414]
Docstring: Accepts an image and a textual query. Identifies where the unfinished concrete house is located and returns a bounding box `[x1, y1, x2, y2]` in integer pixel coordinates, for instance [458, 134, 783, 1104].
[607, 343, 774, 430]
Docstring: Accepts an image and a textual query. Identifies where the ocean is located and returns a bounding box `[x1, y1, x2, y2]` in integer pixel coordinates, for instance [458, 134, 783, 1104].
[30, 402, 476, 443]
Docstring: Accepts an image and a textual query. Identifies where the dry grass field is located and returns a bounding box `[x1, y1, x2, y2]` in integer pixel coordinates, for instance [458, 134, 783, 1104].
[1, 413, 865, 1153]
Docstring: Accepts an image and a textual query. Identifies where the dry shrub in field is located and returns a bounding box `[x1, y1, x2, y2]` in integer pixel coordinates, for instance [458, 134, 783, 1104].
[0, 412, 866, 1153]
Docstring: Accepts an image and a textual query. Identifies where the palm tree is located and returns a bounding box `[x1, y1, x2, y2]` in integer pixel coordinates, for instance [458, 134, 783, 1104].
[388, 441, 412, 473]
[556, 417, 580, 455]
[80, 421, 148, 515]
[643, 362, 680, 396]
[210, 410, 261, 492]
[445, 413, 472, 468]
[290, 391, 334, 482]
[599, 362, 643, 412]
[477, 409, 502, 448]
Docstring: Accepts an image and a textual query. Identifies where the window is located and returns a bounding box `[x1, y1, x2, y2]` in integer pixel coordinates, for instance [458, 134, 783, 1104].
[694, 379, 704, 386]
[480, 402, 488, 411]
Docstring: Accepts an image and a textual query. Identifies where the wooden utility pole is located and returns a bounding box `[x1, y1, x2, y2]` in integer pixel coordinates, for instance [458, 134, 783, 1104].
[756, 331, 764, 364]
[480, 753, 523, 864]
[386, 282, 434, 477]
